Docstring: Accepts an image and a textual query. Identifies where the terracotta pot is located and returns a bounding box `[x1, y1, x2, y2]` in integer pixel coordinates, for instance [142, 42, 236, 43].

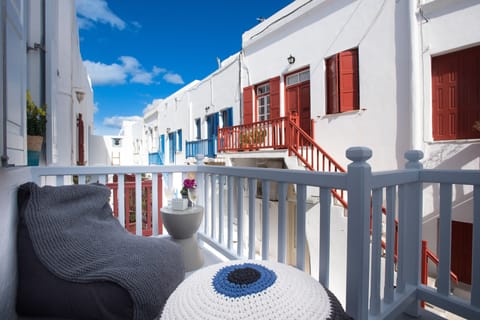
[27, 135, 44, 152]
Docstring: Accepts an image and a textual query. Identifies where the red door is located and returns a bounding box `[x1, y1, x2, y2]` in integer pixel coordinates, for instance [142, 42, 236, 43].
[451, 221, 473, 284]
[286, 79, 311, 136]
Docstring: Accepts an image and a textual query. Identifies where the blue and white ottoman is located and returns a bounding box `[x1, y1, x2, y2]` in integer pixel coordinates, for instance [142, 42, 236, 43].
[161, 260, 351, 319]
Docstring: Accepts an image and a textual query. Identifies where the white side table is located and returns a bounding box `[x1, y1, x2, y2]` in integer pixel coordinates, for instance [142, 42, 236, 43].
[160, 206, 204, 272]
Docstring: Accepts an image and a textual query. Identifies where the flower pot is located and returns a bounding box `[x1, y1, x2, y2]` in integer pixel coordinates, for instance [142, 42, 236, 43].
[27, 151, 40, 166]
[27, 135, 44, 166]
[27, 135, 43, 152]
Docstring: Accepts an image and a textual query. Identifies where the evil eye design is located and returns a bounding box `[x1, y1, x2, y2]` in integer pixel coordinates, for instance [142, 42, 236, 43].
[212, 263, 277, 298]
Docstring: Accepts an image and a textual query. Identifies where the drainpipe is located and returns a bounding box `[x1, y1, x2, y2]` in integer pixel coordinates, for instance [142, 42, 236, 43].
[408, 0, 423, 151]
[238, 52, 243, 124]
[1, 0, 8, 167]
[39, 0, 46, 109]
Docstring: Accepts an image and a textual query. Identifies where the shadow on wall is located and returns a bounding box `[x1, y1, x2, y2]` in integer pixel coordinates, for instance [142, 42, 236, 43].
[394, 0, 414, 169]
[422, 143, 479, 258]
[424, 143, 480, 170]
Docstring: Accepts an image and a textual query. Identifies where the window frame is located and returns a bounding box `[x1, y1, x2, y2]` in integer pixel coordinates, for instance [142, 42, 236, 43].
[256, 82, 271, 121]
[325, 48, 359, 115]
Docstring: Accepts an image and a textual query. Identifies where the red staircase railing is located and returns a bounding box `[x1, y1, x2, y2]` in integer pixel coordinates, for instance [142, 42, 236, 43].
[285, 115, 348, 208]
[106, 174, 163, 236]
[218, 116, 290, 152]
[421, 240, 459, 307]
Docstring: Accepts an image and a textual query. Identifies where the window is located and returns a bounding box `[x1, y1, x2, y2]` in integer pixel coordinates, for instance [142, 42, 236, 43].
[221, 108, 233, 128]
[432, 45, 480, 140]
[243, 77, 280, 124]
[195, 118, 201, 139]
[325, 48, 359, 114]
[256, 83, 270, 121]
[286, 70, 310, 86]
[176, 129, 182, 151]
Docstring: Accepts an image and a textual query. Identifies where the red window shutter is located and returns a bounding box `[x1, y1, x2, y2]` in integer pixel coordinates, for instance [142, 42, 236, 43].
[243, 86, 253, 124]
[270, 77, 280, 119]
[432, 53, 458, 140]
[458, 46, 480, 139]
[326, 55, 339, 114]
[432, 45, 480, 141]
[338, 49, 359, 112]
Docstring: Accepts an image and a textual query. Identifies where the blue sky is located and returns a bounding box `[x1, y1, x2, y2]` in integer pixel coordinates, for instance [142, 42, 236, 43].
[76, 0, 293, 135]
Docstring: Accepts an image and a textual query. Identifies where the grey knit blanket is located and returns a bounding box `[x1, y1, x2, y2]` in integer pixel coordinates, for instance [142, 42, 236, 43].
[18, 182, 185, 320]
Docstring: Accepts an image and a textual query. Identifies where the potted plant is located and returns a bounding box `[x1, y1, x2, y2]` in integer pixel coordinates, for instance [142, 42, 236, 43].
[26, 90, 46, 166]
[181, 178, 197, 207]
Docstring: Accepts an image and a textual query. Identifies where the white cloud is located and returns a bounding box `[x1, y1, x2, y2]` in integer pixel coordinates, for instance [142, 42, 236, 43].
[131, 72, 155, 85]
[118, 56, 155, 85]
[163, 73, 185, 85]
[131, 21, 142, 30]
[103, 115, 143, 128]
[76, 0, 125, 30]
[83, 60, 127, 85]
[84, 56, 169, 86]
[84, 56, 184, 86]
[76, 16, 95, 30]
[118, 56, 140, 73]
[152, 66, 166, 75]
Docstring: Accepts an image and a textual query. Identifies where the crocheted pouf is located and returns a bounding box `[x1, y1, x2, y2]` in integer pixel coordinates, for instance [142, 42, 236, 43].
[161, 260, 350, 320]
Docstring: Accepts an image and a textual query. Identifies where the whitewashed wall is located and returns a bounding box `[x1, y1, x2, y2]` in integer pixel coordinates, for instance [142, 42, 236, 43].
[416, 1, 480, 253]
[420, 0, 480, 160]
[144, 103, 161, 154]
[117, 120, 145, 165]
[152, 55, 241, 164]
[42, 0, 95, 166]
[242, 0, 411, 170]
[241, 0, 480, 170]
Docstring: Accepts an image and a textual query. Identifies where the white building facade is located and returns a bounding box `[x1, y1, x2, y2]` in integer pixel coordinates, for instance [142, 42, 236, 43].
[1, 0, 95, 167]
[142, 0, 480, 284]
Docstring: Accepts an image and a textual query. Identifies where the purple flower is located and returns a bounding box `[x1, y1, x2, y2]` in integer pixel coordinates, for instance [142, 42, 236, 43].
[183, 178, 197, 189]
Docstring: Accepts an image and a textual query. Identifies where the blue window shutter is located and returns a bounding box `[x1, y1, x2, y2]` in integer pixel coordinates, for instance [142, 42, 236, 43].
[159, 135, 165, 152]
[227, 107, 233, 126]
[214, 113, 220, 136]
[168, 132, 176, 163]
[177, 129, 183, 151]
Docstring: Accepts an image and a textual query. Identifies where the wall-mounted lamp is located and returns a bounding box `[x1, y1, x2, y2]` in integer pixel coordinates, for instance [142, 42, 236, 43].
[166, 127, 171, 134]
[205, 106, 211, 113]
[75, 90, 85, 103]
[287, 54, 296, 65]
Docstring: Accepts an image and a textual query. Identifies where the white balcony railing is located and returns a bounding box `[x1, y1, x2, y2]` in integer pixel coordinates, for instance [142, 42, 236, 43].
[29, 147, 480, 319]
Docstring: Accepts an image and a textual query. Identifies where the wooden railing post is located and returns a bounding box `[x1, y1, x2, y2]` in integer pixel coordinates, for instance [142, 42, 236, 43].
[345, 147, 372, 320]
[399, 150, 424, 316]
